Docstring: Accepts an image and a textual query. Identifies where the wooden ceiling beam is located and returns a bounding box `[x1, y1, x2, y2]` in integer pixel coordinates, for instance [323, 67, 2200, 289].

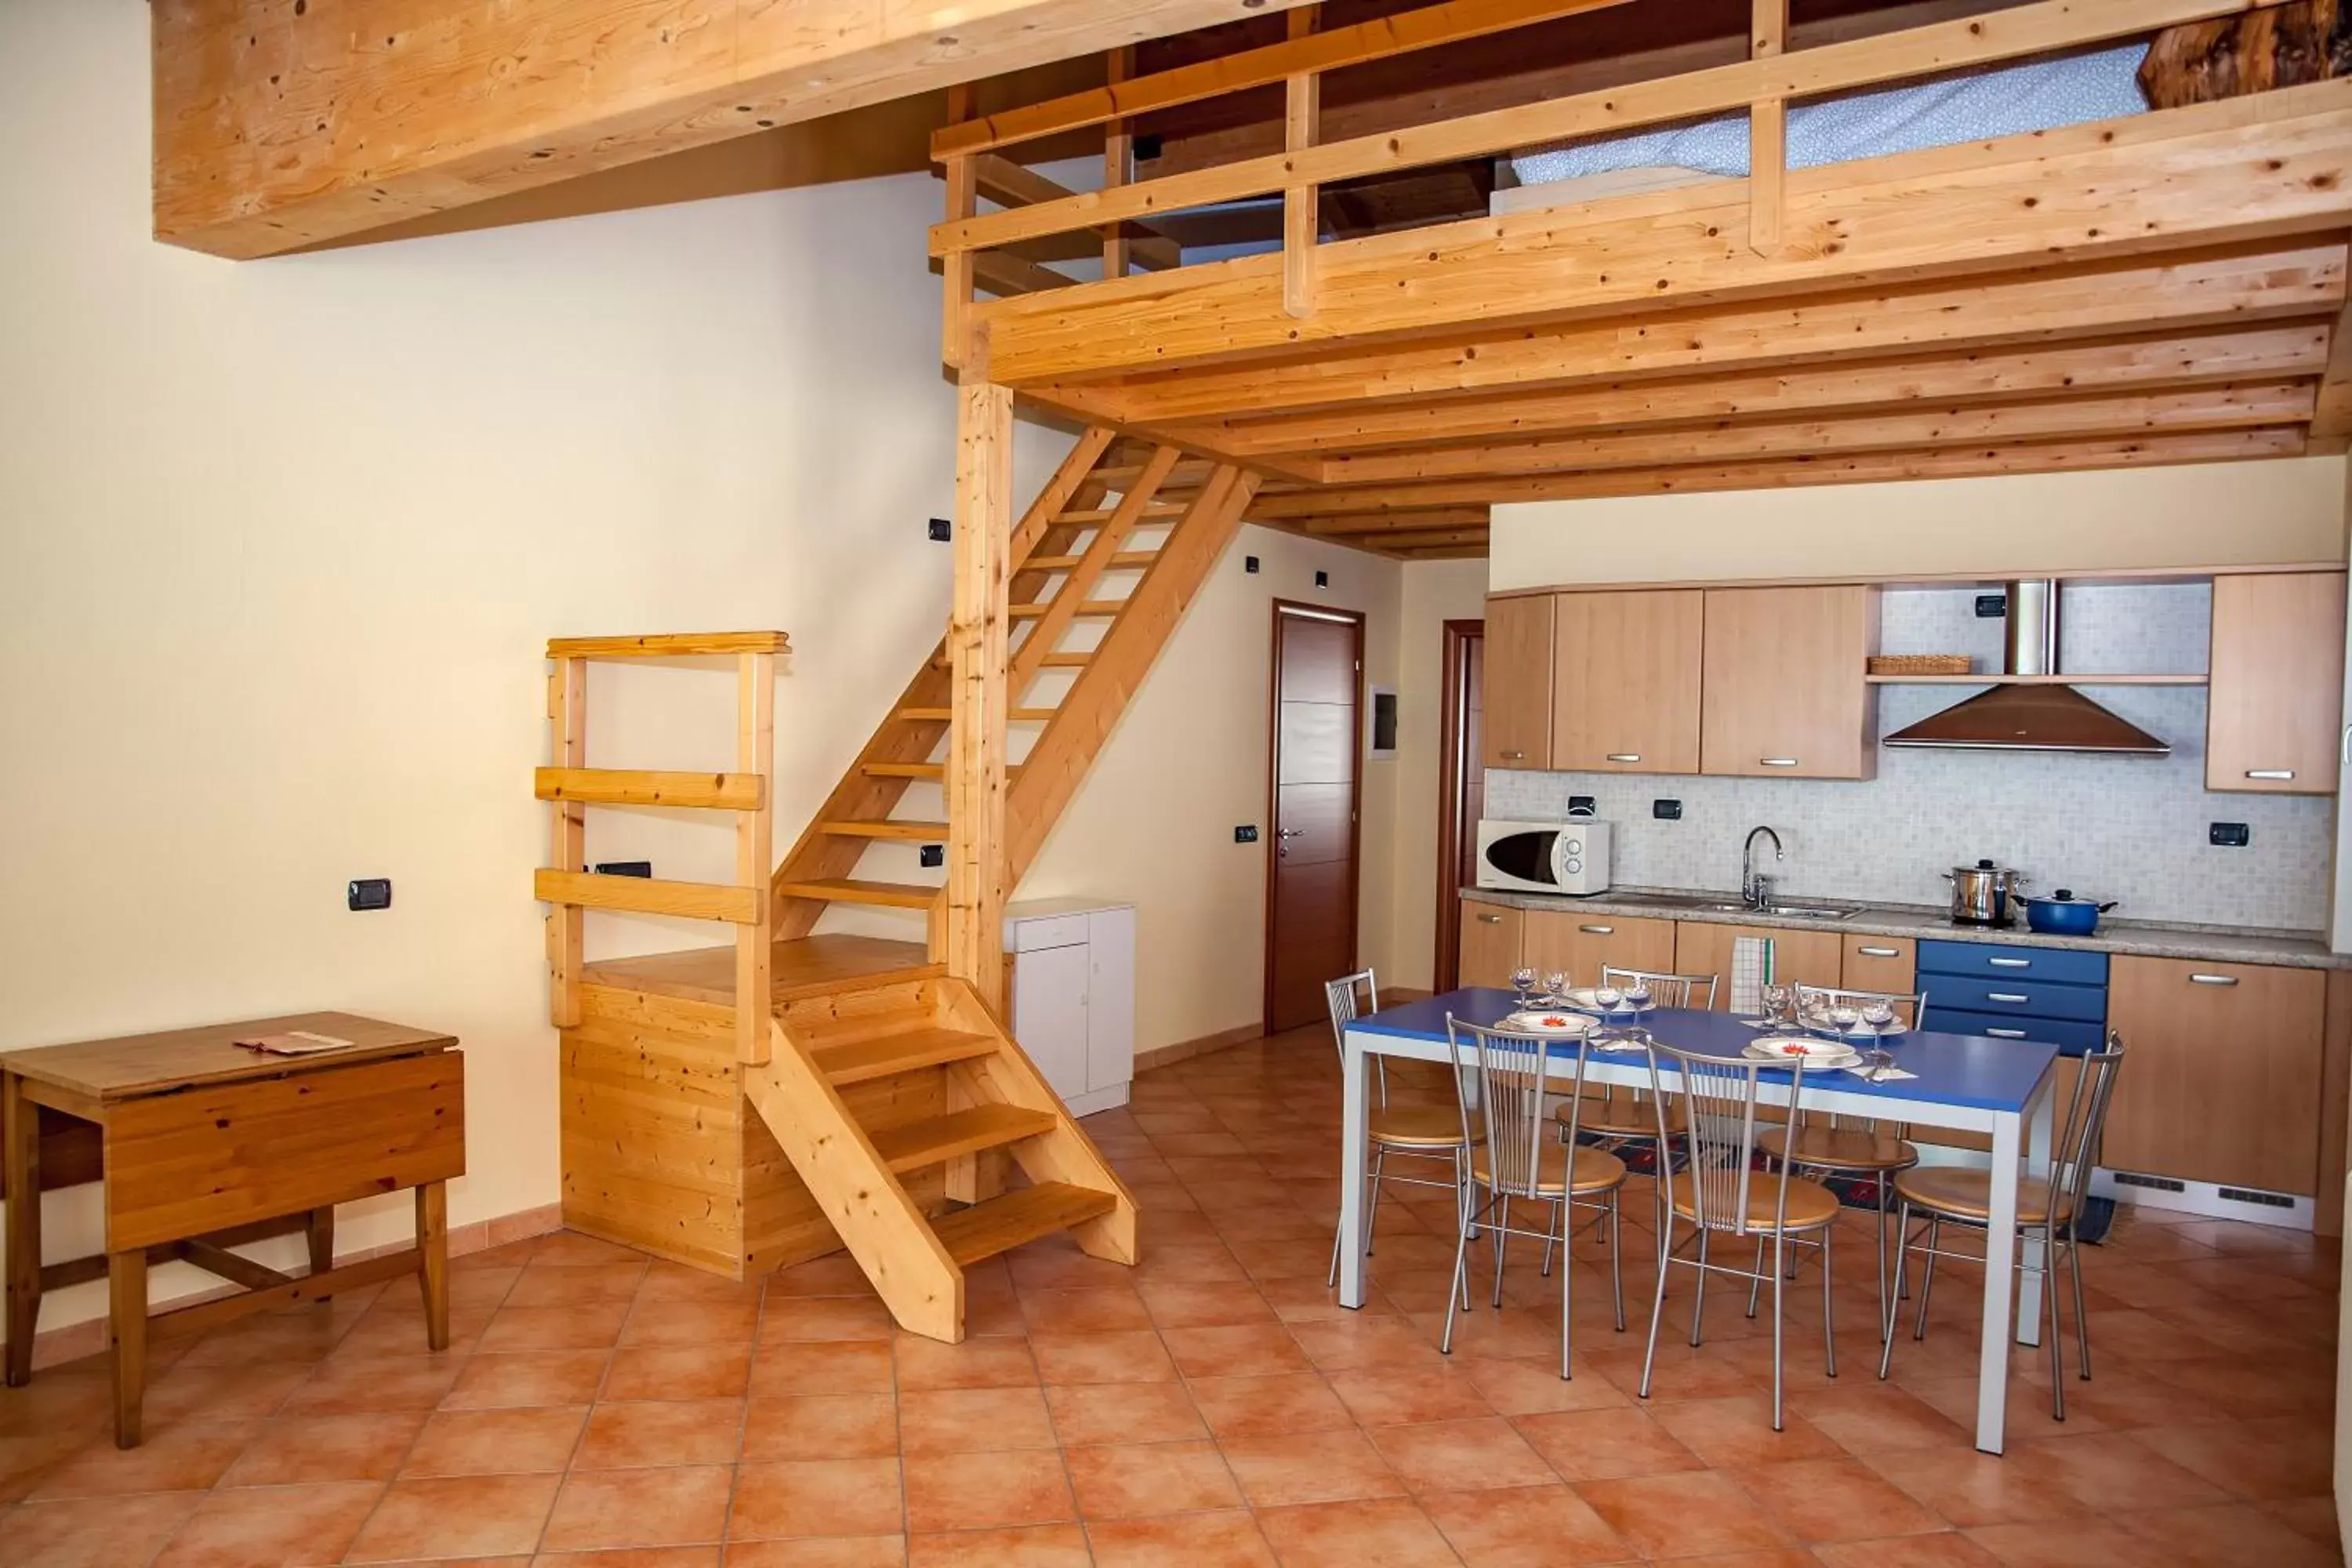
[151, 0, 1323, 260]
[1311, 383, 2320, 485]
[974, 86, 2352, 385]
[1180, 326, 2336, 456]
[1054, 243, 2347, 424]
[1294, 507, 1493, 535]
[1246, 429, 2311, 514]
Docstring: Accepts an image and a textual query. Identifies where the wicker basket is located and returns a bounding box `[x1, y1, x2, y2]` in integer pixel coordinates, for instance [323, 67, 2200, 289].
[1867, 654, 1974, 676]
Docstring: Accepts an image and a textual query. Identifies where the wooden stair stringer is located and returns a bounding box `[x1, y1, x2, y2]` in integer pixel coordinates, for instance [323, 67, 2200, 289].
[1006, 463, 1261, 887]
[742, 1016, 965, 1341]
[933, 980, 1139, 1265]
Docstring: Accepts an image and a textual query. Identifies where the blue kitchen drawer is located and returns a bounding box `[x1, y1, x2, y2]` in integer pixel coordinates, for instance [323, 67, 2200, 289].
[1920, 975, 2107, 1022]
[1930, 1007, 2107, 1055]
[1916, 939, 2109, 987]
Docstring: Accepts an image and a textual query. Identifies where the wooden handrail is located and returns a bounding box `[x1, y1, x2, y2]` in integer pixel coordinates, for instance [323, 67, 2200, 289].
[534, 768, 764, 810]
[535, 869, 764, 924]
[546, 632, 789, 659]
[930, 0, 2257, 258]
[932, 0, 1632, 160]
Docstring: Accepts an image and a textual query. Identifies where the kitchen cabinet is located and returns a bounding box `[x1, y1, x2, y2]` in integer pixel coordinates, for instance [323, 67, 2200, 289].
[1671, 921, 1843, 1008]
[1460, 899, 1525, 988]
[1483, 594, 1555, 768]
[1700, 585, 1879, 780]
[2103, 955, 2327, 1196]
[1552, 590, 1704, 774]
[2207, 571, 2347, 796]
[1004, 900, 1135, 1117]
[1839, 935, 1915, 998]
[1523, 911, 1677, 986]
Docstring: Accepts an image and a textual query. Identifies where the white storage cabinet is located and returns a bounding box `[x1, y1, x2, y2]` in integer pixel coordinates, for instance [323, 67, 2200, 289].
[1003, 898, 1135, 1117]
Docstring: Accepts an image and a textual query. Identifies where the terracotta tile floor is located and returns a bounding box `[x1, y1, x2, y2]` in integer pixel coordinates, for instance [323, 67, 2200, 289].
[1, 1025, 2340, 1565]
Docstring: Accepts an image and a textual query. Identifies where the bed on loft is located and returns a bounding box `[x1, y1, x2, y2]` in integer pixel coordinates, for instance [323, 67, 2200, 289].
[929, 0, 2352, 561]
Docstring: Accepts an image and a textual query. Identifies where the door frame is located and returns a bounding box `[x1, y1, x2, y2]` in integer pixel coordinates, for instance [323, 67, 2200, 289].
[1433, 617, 1486, 993]
[1264, 598, 1367, 1033]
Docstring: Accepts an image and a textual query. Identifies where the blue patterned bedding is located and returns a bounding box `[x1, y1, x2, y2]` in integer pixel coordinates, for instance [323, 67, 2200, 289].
[1508, 44, 2149, 187]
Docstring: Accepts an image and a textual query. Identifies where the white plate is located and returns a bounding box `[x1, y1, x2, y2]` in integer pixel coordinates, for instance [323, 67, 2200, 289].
[1557, 987, 1657, 1015]
[1502, 1011, 1599, 1036]
[1743, 1036, 1864, 1070]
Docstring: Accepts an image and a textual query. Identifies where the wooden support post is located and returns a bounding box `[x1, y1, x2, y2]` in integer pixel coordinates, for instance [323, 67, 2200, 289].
[1748, 0, 1788, 256]
[107, 1247, 147, 1448]
[546, 656, 586, 1028]
[943, 82, 981, 369]
[735, 650, 777, 1064]
[1283, 6, 1322, 319]
[3, 1073, 37, 1387]
[1104, 48, 1135, 280]
[945, 377, 1013, 1014]
[304, 1207, 335, 1279]
[416, 1181, 450, 1351]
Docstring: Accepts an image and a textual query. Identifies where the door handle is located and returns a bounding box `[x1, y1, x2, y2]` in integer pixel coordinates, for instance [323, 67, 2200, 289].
[1578, 924, 1614, 935]
[1987, 993, 2030, 1004]
[1606, 753, 1641, 763]
[2188, 973, 2240, 986]
[1759, 757, 1798, 768]
[1856, 946, 1900, 958]
[1276, 828, 1306, 837]
[1986, 1027, 2028, 1039]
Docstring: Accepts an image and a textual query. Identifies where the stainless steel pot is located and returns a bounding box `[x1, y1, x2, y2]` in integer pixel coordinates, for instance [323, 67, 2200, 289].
[1944, 858, 2024, 926]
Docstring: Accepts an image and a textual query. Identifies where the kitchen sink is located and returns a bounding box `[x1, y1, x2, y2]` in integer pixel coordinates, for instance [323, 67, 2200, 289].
[1693, 902, 1858, 921]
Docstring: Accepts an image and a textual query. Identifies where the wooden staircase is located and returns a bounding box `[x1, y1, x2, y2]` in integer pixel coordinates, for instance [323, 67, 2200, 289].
[742, 967, 1136, 1341]
[769, 429, 1258, 936]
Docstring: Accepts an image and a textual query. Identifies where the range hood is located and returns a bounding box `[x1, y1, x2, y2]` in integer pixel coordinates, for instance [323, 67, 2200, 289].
[1881, 579, 2170, 755]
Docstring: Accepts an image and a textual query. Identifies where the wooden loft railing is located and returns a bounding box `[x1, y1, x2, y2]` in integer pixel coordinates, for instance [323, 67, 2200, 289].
[536, 633, 784, 1064]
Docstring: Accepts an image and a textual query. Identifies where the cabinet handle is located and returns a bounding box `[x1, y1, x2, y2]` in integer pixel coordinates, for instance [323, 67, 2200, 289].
[1857, 946, 1900, 958]
[1579, 924, 1614, 935]
[1759, 757, 1799, 768]
[1987, 956, 2031, 969]
[2188, 973, 2240, 986]
[1477, 913, 1503, 925]
[1606, 753, 1642, 763]
[2245, 769, 2296, 781]
[1500, 750, 1526, 761]
[1986, 1027, 2029, 1039]
[1987, 992, 2030, 1004]
[2342, 724, 2350, 768]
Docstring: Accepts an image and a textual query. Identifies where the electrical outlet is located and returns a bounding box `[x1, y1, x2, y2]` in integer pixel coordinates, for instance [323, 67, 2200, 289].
[1314, 569, 1329, 587]
[927, 517, 952, 543]
[1235, 826, 1259, 844]
[1134, 132, 1163, 161]
[1652, 800, 1682, 820]
[2209, 822, 2251, 848]
[1567, 794, 1596, 815]
[347, 877, 392, 911]
[593, 861, 652, 878]
[920, 844, 945, 868]
[1975, 592, 2007, 618]
[1244, 555, 1260, 574]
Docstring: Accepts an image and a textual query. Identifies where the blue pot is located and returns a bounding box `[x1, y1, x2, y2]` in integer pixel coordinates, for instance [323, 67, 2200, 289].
[2023, 890, 2114, 936]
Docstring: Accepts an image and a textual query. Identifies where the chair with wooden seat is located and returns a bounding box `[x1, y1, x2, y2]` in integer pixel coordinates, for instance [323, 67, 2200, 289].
[1443, 1016, 1630, 1378]
[1639, 1037, 1841, 1429]
[1557, 968, 1715, 1237]
[1326, 971, 1475, 1304]
[1879, 1033, 2125, 1419]
[1758, 982, 1929, 1338]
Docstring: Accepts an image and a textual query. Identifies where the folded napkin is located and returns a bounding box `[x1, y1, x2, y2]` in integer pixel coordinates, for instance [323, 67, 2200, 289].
[1848, 1064, 1918, 1081]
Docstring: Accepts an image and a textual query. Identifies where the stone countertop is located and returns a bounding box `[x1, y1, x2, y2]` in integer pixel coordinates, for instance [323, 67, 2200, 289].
[1459, 885, 2350, 971]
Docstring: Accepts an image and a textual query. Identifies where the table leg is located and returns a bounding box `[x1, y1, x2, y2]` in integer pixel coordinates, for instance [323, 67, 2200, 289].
[2015, 1076, 2055, 1349]
[108, 1247, 147, 1448]
[1976, 1107, 2022, 1455]
[3, 1072, 38, 1388]
[416, 1182, 450, 1351]
[306, 1207, 336, 1282]
[1338, 1032, 1370, 1309]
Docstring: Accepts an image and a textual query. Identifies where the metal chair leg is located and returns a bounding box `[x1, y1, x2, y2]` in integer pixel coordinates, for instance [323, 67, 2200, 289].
[1874, 1171, 1893, 1343]
[1912, 1215, 1940, 1341]
[1689, 1229, 1711, 1346]
[1820, 1224, 1837, 1379]
[1770, 1229, 1787, 1432]
[1559, 1200, 1574, 1380]
[1639, 1210, 1675, 1399]
[2067, 1229, 2092, 1381]
[1540, 1195, 1561, 1279]
[1609, 1190, 1627, 1333]
[1455, 1148, 1473, 1312]
[1746, 1235, 1766, 1319]
[2044, 1228, 2065, 1422]
[1491, 1195, 1512, 1308]
[1878, 1201, 1911, 1381]
[1364, 1147, 1388, 1259]
[1443, 1188, 1484, 1356]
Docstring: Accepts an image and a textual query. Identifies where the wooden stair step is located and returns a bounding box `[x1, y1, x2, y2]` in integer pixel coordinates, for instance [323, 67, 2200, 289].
[1025, 551, 1160, 572]
[819, 820, 947, 840]
[894, 707, 1055, 723]
[1011, 601, 1123, 621]
[930, 1182, 1120, 1268]
[869, 1105, 1058, 1174]
[775, 878, 938, 909]
[1058, 503, 1187, 523]
[811, 1026, 1000, 1087]
[862, 762, 1024, 780]
[1039, 652, 1091, 667]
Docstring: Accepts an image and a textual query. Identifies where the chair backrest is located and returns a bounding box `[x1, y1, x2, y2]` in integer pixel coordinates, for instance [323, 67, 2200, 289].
[1447, 1015, 1583, 1199]
[1599, 966, 1719, 1011]
[1325, 971, 1377, 1061]
[2053, 1031, 2126, 1225]
[1794, 982, 1929, 1029]
[1646, 1034, 1809, 1237]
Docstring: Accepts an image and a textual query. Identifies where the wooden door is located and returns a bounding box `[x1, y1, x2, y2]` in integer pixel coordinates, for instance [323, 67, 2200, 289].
[1435, 621, 1486, 991]
[2207, 572, 2347, 795]
[2103, 956, 2326, 1194]
[1460, 900, 1523, 987]
[1522, 911, 1678, 988]
[1553, 590, 1704, 774]
[1700, 586, 1879, 780]
[1266, 604, 1363, 1033]
[1671, 921, 1844, 1008]
[1482, 593, 1554, 768]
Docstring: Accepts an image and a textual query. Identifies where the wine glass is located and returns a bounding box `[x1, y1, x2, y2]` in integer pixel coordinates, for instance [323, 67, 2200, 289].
[1860, 999, 1898, 1080]
[1510, 967, 1537, 1007]
[1542, 971, 1570, 1004]
[1760, 982, 1791, 1027]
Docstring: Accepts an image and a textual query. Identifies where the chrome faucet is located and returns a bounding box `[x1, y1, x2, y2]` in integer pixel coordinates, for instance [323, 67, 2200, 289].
[1741, 826, 1784, 910]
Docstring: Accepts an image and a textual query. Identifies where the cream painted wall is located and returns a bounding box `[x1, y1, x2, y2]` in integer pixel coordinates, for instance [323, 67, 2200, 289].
[0, 3, 1405, 1336]
[1490, 457, 2351, 588]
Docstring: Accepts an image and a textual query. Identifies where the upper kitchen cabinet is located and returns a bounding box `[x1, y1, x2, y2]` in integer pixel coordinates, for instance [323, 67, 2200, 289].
[1483, 593, 1555, 769]
[1700, 585, 1880, 780]
[1552, 590, 1704, 774]
[2206, 571, 2347, 796]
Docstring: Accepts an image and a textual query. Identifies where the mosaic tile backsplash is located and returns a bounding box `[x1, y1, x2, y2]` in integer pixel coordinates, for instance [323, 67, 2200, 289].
[1485, 582, 2337, 933]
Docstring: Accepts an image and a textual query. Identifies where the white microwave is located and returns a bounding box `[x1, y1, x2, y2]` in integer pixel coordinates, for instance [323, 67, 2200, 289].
[1475, 818, 1613, 896]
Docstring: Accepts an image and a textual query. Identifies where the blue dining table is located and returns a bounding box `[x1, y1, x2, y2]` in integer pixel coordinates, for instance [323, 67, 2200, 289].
[1338, 987, 2063, 1456]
